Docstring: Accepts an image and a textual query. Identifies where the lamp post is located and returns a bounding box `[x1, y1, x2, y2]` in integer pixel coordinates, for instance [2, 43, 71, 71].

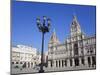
[36, 16, 51, 73]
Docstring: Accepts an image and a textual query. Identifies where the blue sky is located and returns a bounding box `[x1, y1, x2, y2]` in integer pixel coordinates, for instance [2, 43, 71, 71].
[12, 1, 96, 52]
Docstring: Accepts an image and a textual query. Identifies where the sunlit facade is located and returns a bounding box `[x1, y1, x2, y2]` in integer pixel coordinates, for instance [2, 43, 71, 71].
[11, 45, 40, 69]
[46, 15, 96, 71]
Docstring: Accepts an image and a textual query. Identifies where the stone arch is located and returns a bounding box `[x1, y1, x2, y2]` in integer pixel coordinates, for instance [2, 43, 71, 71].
[22, 62, 26, 68]
[88, 57, 91, 67]
[75, 58, 79, 66]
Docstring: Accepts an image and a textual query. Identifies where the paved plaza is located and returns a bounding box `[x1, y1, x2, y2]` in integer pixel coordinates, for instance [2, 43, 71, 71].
[11, 65, 96, 74]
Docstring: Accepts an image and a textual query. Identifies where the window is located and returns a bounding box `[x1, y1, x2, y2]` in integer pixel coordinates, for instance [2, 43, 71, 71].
[81, 57, 84, 65]
[56, 61, 58, 67]
[92, 56, 96, 66]
[88, 57, 91, 67]
[70, 59, 72, 66]
[22, 62, 26, 68]
[65, 60, 67, 66]
[20, 62, 22, 64]
[51, 60, 53, 67]
[90, 47, 93, 53]
[50, 46, 53, 50]
[35, 62, 36, 65]
[86, 41, 88, 45]
[74, 43, 78, 55]
[51, 52, 53, 54]
[79, 41, 82, 47]
[62, 60, 64, 67]
[59, 60, 60, 67]
[16, 62, 18, 64]
[12, 62, 14, 64]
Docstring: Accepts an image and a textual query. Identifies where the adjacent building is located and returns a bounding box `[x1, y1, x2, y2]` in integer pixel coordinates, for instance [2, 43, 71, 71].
[11, 45, 41, 69]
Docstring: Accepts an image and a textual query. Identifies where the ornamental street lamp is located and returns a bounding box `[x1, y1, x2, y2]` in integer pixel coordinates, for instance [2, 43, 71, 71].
[36, 16, 51, 73]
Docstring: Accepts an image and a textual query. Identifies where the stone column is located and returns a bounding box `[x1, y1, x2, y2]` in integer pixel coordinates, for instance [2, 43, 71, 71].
[79, 58, 82, 66]
[48, 61, 51, 68]
[67, 59, 70, 67]
[26, 62, 28, 68]
[53, 60, 56, 68]
[30, 62, 31, 68]
[57, 60, 59, 68]
[60, 59, 62, 68]
[90, 56, 93, 67]
[72, 58, 75, 67]
[72, 50, 74, 57]
[71, 43, 74, 57]
[84, 56, 88, 66]
[55, 60, 57, 67]
[32, 62, 34, 68]
[63, 60, 66, 67]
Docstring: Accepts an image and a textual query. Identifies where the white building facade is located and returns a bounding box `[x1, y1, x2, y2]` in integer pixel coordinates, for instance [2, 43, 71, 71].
[11, 45, 40, 69]
[46, 15, 96, 72]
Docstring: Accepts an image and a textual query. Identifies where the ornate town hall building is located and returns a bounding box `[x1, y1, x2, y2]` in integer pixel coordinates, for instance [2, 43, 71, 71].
[46, 15, 96, 72]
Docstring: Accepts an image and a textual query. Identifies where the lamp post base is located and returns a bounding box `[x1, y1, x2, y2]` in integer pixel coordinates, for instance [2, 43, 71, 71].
[39, 69, 44, 73]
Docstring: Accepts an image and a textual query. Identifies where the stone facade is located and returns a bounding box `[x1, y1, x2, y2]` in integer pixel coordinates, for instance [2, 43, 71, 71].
[11, 45, 41, 69]
[46, 15, 96, 72]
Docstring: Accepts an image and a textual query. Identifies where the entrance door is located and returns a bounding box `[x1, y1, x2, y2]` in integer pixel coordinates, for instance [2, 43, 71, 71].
[75, 58, 79, 66]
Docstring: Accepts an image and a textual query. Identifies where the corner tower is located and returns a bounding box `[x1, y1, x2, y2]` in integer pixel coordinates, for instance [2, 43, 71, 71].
[70, 15, 82, 37]
[48, 29, 60, 48]
[48, 29, 60, 55]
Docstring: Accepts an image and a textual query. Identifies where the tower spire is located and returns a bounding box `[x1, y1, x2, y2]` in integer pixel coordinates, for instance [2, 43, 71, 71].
[72, 10, 77, 20]
[53, 28, 56, 35]
[72, 14, 81, 28]
[70, 15, 82, 36]
[72, 13, 78, 24]
[49, 28, 60, 44]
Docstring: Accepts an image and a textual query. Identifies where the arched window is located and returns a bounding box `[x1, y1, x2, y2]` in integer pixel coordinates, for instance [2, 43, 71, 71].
[74, 43, 78, 55]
